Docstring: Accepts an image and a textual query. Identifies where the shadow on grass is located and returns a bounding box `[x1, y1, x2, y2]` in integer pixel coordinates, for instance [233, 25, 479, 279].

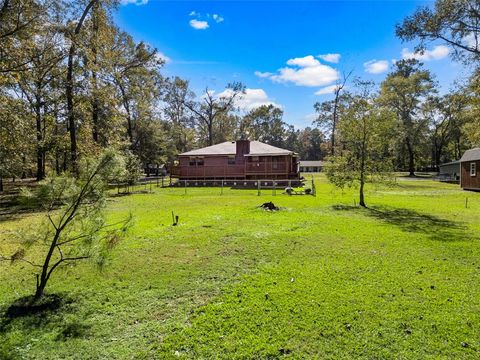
[0, 293, 91, 345]
[332, 205, 470, 242]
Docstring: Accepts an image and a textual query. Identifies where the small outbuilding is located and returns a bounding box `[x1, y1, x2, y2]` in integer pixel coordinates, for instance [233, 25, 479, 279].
[460, 148, 480, 191]
[299, 160, 325, 173]
[438, 160, 460, 182]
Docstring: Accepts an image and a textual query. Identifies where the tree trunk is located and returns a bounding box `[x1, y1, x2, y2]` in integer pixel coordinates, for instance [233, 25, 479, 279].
[65, 0, 99, 175]
[0, 176, 3, 192]
[66, 45, 78, 175]
[208, 122, 213, 146]
[406, 137, 415, 176]
[359, 181, 366, 207]
[35, 93, 45, 181]
[91, 2, 100, 143]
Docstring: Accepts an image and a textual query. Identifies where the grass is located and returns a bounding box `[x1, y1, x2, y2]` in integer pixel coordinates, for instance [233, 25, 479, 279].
[0, 175, 479, 359]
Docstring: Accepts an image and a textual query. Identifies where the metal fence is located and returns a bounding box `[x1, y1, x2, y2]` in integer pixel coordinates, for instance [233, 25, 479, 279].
[111, 176, 316, 197]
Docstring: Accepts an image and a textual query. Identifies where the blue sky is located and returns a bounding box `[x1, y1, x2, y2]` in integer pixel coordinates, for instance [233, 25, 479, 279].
[115, 0, 470, 128]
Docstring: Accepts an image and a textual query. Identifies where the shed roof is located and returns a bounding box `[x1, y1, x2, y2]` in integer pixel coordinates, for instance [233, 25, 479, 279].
[179, 141, 294, 157]
[460, 148, 480, 162]
[299, 160, 325, 167]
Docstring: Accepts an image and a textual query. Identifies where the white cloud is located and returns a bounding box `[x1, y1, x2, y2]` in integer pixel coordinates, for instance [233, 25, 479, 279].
[401, 45, 450, 61]
[314, 84, 341, 95]
[120, 0, 148, 5]
[189, 11, 197, 16]
[190, 19, 209, 30]
[254, 71, 273, 78]
[256, 55, 339, 87]
[317, 53, 341, 63]
[155, 52, 171, 64]
[363, 59, 389, 74]
[216, 88, 281, 111]
[286, 55, 320, 68]
[212, 14, 224, 23]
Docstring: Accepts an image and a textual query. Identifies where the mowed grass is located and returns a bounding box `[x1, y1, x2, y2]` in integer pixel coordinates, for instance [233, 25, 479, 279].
[1, 175, 480, 359]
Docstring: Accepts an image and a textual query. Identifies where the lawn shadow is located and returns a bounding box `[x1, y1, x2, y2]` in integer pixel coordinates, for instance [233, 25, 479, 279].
[332, 204, 470, 242]
[0, 293, 91, 343]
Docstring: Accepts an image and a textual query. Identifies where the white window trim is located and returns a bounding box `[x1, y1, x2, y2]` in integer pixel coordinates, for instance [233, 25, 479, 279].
[471, 162, 477, 177]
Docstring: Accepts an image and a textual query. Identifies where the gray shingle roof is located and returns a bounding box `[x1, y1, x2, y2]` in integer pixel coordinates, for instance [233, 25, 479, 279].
[460, 148, 480, 162]
[179, 141, 294, 156]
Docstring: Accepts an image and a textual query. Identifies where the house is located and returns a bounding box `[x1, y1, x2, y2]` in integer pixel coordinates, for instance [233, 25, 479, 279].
[299, 160, 325, 173]
[460, 148, 480, 191]
[438, 160, 460, 182]
[170, 140, 300, 182]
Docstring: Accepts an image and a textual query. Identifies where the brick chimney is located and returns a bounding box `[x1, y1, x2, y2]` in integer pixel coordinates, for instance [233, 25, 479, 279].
[236, 139, 250, 157]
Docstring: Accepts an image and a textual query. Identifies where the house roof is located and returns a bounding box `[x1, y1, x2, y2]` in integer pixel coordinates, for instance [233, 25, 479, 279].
[299, 160, 325, 167]
[439, 160, 460, 167]
[460, 148, 480, 162]
[179, 141, 294, 157]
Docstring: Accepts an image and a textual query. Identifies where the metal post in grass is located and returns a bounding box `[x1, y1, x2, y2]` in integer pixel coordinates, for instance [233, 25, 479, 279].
[311, 176, 316, 197]
[257, 181, 261, 196]
[184, 180, 187, 195]
[273, 182, 276, 196]
[221, 180, 224, 195]
[162, 177, 164, 188]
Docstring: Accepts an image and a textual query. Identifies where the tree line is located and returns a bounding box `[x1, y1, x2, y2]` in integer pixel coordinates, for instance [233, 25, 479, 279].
[1, 0, 480, 193]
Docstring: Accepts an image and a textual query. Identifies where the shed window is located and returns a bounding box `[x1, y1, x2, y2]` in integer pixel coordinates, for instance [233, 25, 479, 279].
[471, 162, 476, 177]
[228, 157, 236, 165]
[196, 158, 204, 166]
[189, 158, 196, 166]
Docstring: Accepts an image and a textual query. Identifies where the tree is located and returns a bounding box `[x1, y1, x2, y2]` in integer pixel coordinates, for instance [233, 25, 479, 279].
[239, 104, 286, 146]
[326, 82, 396, 207]
[162, 76, 196, 155]
[65, 0, 101, 174]
[0, 150, 131, 301]
[396, 0, 480, 63]
[379, 59, 436, 176]
[185, 82, 245, 146]
[313, 71, 352, 155]
[422, 92, 471, 166]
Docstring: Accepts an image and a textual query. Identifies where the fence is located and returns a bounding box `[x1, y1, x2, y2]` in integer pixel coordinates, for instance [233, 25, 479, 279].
[111, 176, 316, 197]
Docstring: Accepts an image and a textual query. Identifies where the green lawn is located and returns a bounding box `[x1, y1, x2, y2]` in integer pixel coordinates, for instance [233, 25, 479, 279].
[1, 175, 480, 359]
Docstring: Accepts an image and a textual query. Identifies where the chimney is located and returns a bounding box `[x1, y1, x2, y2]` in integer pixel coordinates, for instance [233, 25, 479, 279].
[236, 139, 250, 156]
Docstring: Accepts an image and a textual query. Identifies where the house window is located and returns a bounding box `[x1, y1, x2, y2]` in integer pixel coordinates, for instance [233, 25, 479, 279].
[189, 157, 204, 166]
[252, 156, 259, 162]
[471, 162, 476, 177]
[228, 157, 236, 165]
[272, 157, 278, 169]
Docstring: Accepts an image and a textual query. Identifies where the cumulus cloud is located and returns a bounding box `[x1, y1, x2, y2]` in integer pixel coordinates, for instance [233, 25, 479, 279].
[256, 55, 339, 87]
[190, 19, 209, 30]
[120, 0, 148, 5]
[216, 88, 281, 111]
[189, 11, 197, 16]
[401, 45, 450, 61]
[363, 59, 389, 74]
[317, 53, 341, 63]
[212, 14, 224, 23]
[314, 84, 341, 95]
